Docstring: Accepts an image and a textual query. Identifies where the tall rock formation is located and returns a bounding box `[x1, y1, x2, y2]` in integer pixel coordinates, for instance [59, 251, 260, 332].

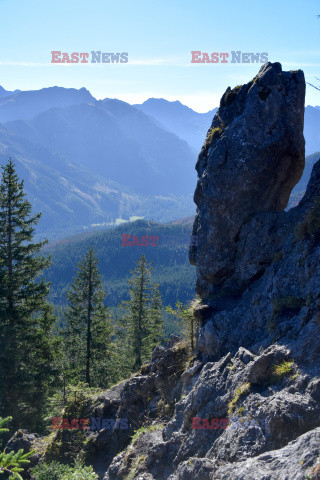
[190, 62, 305, 297]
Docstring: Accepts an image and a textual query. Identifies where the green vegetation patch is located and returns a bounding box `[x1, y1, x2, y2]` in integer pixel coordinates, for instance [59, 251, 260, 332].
[32, 460, 98, 480]
[228, 382, 250, 417]
[204, 126, 224, 150]
[32, 461, 71, 480]
[124, 455, 147, 480]
[272, 360, 296, 383]
[43, 384, 99, 465]
[131, 424, 163, 446]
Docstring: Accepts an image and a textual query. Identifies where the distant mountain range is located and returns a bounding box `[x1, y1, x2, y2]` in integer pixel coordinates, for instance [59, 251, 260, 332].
[0, 125, 195, 240]
[5, 99, 197, 196]
[0, 86, 199, 239]
[0, 85, 319, 239]
[0, 86, 21, 98]
[134, 98, 217, 151]
[135, 98, 320, 157]
[0, 86, 94, 121]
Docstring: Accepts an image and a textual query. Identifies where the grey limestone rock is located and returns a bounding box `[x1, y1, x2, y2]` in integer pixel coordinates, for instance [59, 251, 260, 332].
[190, 62, 305, 298]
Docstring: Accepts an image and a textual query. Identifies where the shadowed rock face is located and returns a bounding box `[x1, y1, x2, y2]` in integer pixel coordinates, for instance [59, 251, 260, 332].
[190, 62, 305, 297]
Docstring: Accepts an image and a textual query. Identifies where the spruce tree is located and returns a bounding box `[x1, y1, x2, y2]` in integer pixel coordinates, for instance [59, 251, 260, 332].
[0, 158, 56, 431]
[123, 255, 163, 370]
[63, 247, 113, 387]
[147, 284, 164, 355]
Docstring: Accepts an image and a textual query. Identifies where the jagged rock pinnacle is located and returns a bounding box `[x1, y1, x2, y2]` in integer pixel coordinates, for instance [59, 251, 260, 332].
[190, 62, 305, 298]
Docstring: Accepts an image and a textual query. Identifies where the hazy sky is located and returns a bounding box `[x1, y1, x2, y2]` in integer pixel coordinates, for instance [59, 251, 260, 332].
[0, 0, 319, 112]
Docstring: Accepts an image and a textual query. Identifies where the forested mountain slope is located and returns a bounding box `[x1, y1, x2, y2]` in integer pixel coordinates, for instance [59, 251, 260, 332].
[44, 219, 195, 307]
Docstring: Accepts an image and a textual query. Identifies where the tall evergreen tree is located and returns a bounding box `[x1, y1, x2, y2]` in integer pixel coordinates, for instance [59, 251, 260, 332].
[123, 255, 163, 370]
[147, 284, 164, 354]
[63, 247, 113, 387]
[0, 158, 56, 431]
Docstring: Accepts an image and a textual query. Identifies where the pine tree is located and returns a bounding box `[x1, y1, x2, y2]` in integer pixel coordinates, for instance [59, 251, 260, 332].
[123, 255, 163, 370]
[147, 284, 164, 355]
[63, 247, 113, 387]
[0, 158, 56, 431]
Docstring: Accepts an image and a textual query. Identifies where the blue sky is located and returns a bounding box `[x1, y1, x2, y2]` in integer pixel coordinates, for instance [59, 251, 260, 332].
[0, 0, 319, 111]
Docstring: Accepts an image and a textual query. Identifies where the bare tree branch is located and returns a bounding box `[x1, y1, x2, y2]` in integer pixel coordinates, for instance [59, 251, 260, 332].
[307, 82, 320, 92]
